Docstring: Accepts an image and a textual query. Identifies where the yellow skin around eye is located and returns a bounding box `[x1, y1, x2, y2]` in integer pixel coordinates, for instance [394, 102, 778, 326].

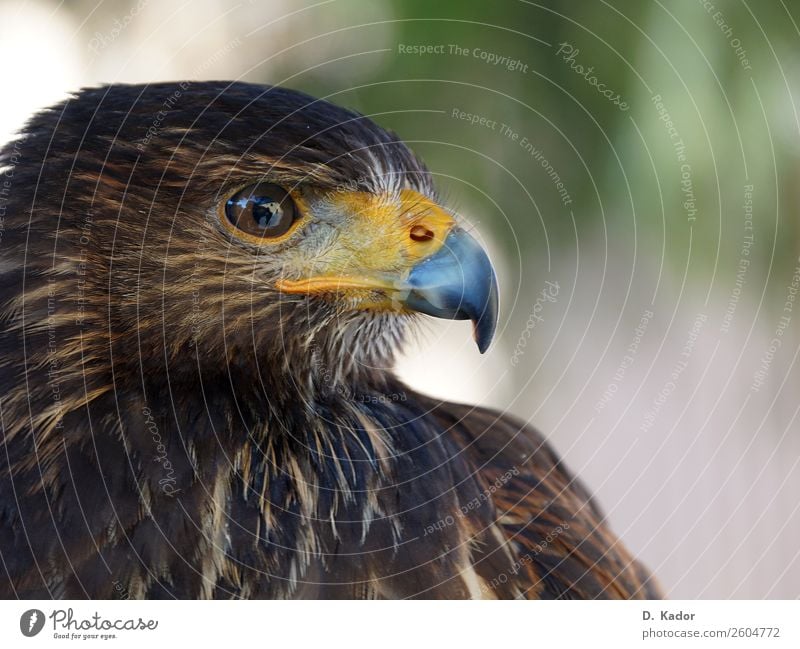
[275, 188, 456, 296]
[219, 185, 456, 300]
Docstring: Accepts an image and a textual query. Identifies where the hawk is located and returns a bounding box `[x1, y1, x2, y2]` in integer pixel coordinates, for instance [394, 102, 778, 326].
[0, 82, 658, 599]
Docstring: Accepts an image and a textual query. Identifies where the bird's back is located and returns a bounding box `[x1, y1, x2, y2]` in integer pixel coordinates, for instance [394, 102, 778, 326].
[421, 396, 661, 599]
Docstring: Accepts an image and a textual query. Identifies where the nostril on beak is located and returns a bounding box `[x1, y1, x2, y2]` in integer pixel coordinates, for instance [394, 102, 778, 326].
[410, 224, 435, 242]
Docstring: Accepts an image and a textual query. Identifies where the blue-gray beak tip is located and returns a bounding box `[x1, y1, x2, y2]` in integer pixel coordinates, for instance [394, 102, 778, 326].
[402, 228, 499, 353]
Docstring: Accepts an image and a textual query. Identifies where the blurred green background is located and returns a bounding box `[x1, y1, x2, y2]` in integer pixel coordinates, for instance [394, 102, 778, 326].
[2, 0, 799, 598]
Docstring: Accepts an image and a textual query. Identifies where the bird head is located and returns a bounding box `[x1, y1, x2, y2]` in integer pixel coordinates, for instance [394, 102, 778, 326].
[3, 82, 497, 400]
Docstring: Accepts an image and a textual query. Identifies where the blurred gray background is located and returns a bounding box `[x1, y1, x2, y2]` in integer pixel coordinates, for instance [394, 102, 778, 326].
[2, 0, 798, 598]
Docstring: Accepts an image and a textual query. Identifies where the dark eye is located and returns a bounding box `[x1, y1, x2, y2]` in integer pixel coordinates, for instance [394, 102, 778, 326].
[224, 183, 297, 239]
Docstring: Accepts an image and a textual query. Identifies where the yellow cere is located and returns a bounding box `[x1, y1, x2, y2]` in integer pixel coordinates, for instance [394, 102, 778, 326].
[276, 188, 455, 297]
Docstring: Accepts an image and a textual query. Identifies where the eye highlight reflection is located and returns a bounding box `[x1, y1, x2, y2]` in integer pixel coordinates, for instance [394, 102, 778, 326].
[223, 183, 298, 240]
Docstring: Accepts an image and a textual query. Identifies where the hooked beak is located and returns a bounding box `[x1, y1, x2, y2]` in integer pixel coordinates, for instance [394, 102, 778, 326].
[397, 228, 498, 353]
[275, 190, 499, 353]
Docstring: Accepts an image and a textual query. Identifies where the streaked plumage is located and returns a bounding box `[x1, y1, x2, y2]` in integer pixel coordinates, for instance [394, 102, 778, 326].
[0, 82, 659, 599]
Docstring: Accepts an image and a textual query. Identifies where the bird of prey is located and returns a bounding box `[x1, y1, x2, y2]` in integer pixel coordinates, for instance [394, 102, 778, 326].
[0, 82, 658, 599]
